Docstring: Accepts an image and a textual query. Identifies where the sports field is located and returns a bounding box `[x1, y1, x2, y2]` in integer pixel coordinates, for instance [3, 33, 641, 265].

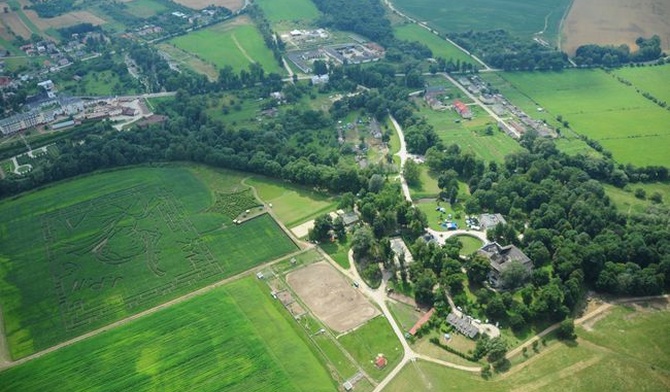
[246, 176, 336, 227]
[484, 69, 670, 167]
[394, 24, 476, 65]
[169, 17, 283, 74]
[0, 277, 335, 391]
[255, 0, 320, 23]
[392, 0, 571, 41]
[0, 166, 297, 359]
[385, 302, 670, 391]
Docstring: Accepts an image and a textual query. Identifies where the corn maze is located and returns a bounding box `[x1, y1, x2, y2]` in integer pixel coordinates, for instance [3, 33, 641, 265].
[41, 185, 224, 333]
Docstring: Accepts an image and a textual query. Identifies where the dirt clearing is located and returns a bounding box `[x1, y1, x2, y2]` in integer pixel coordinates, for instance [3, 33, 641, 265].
[173, 0, 244, 11]
[24, 10, 107, 31]
[286, 262, 379, 332]
[1, 11, 32, 39]
[562, 0, 670, 55]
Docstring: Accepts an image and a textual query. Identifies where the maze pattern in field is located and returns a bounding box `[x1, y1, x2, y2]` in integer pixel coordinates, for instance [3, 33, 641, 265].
[41, 185, 223, 332]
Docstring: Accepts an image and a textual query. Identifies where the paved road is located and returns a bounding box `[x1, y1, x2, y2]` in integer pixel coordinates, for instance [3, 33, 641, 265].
[389, 115, 412, 202]
[437, 72, 521, 138]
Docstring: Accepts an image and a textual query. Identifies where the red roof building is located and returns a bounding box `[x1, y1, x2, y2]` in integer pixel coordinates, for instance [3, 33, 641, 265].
[409, 307, 435, 336]
[374, 354, 388, 369]
[453, 100, 472, 119]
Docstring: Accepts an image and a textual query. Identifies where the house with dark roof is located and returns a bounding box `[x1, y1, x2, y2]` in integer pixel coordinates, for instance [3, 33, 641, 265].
[478, 242, 532, 288]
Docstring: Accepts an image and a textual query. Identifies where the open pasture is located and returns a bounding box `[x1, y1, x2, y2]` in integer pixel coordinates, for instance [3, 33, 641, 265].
[122, 0, 168, 19]
[0, 277, 335, 391]
[392, 0, 571, 41]
[286, 262, 379, 332]
[385, 302, 670, 391]
[613, 64, 670, 104]
[394, 23, 476, 65]
[0, 166, 296, 359]
[491, 69, 670, 167]
[173, 0, 244, 11]
[255, 0, 320, 24]
[24, 10, 107, 31]
[246, 176, 336, 227]
[562, 0, 670, 56]
[169, 17, 283, 74]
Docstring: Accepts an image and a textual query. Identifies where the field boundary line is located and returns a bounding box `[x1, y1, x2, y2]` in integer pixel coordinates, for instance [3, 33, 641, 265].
[0, 247, 311, 371]
[0, 304, 10, 365]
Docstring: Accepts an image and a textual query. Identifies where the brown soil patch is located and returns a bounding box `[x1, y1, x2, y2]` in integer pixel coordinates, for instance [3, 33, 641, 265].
[562, 0, 670, 56]
[286, 262, 380, 332]
[172, 0, 244, 11]
[24, 10, 107, 30]
[1, 12, 32, 39]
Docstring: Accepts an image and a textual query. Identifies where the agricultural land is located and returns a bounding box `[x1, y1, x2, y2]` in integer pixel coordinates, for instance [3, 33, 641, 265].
[562, 0, 670, 55]
[0, 166, 297, 359]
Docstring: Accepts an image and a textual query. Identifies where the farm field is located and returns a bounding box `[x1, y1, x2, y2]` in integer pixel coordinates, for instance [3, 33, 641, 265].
[255, 0, 320, 24]
[613, 64, 670, 104]
[393, 23, 476, 65]
[173, 0, 244, 11]
[385, 302, 670, 391]
[338, 316, 403, 381]
[392, 0, 571, 42]
[562, 0, 670, 55]
[169, 17, 283, 75]
[0, 277, 336, 391]
[0, 166, 297, 359]
[485, 69, 670, 167]
[246, 176, 336, 227]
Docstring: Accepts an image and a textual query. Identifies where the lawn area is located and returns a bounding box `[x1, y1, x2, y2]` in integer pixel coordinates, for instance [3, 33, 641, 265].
[387, 301, 420, 332]
[58, 69, 141, 96]
[394, 23, 476, 65]
[392, 0, 571, 42]
[320, 239, 351, 269]
[486, 69, 670, 167]
[612, 63, 670, 103]
[338, 316, 403, 381]
[169, 17, 284, 74]
[604, 182, 670, 215]
[255, 0, 320, 24]
[385, 303, 670, 391]
[415, 196, 469, 232]
[0, 166, 297, 359]
[456, 234, 483, 255]
[0, 277, 336, 391]
[408, 165, 441, 199]
[246, 176, 336, 227]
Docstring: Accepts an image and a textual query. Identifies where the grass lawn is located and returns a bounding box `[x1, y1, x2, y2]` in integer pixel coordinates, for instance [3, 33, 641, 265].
[169, 18, 284, 74]
[338, 316, 403, 381]
[387, 301, 420, 332]
[0, 166, 297, 359]
[604, 182, 670, 215]
[58, 69, 140, 96]
[394, 23, 476, 65]
[124, 0, 168, 18]
[392, 0, 571, 42]
[246, 176, 336, 227]
[408, 165, 441, 199]
[456, 234, 483, 255]
[415, 197, 469, 232]
[0, 277, 336, 391]
[320, 239, 351, 269]
[484, 69, 670, 167]
[386, 303, 670, 391]
[255, 0, 320, 23]
[412, 330, 481, 367]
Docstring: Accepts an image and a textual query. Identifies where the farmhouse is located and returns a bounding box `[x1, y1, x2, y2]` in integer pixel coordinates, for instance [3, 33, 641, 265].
[453, 100, 472, 119]
[478, 242, 533, 288]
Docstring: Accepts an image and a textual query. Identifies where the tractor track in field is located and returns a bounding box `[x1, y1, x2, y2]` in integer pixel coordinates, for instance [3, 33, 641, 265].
[0, 246, 311, 371]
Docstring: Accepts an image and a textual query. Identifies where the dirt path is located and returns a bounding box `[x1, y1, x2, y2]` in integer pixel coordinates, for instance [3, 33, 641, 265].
[0, 305, 11, 366]
[0, 247, 308, 371]
[231, 34, 255, 64]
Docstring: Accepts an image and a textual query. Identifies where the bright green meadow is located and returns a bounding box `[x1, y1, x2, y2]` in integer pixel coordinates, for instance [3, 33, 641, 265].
[0, 166, 297, 359]
[0, 277, 335, 391]
[394, 23, 476, 65]
[255, 0, 320, 23]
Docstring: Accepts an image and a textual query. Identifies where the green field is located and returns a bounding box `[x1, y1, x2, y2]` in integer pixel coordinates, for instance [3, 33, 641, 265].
[124, 0, 168, 18]
[483, 69, 670, 167]
[246, 176, 336, 227]
[392, 0, 571, 41]
[408, 165, 441, 199]
[339, 316, 403, 380]
[456, 234, 483, 255]
[169, 18, 284, 74]
[604, 182, 670, 215]
[0, 277, 335, 391]
[613, 64, 670, 104]
[386, 303, 670, 391]
[0, 166, 297, 359]
[255, 0, 320, 23]
[394, 23, 476, 65]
